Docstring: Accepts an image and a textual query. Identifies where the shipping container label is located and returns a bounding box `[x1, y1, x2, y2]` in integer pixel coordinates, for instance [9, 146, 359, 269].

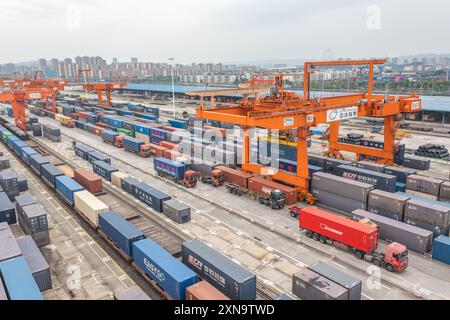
[64, 86, 84, 91]
[144, 257, 165, 282]
[411, 101, 420, 110]
[283, 117, 294, 127]
[187, 255, 226, 287]
[326, 106, 358, 122]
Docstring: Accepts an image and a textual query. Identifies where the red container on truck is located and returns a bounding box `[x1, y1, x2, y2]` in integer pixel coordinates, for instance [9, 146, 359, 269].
[147, 143, 166, 158]
[298, 207, 408, 272]
[215, 166, 253, 188]
[248, 176, 298, 205]
[73, 168, 103, 194]
[160, 141, 179, 150]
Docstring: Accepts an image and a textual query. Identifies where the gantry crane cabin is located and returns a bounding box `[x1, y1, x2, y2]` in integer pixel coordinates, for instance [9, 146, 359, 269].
[187, 59, 422, 199]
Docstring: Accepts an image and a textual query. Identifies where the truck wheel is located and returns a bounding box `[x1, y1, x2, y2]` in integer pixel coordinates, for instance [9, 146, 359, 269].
[319, 236, 326, 243]
[290, 211, 298, 218]
[385, 264, 394, 272]
[354, 251, 364, 259]
[258, 197, 264, 204]
[373, 259, 382, 267]
[305, 230, 313, 238]
[312, 233, 320, 241]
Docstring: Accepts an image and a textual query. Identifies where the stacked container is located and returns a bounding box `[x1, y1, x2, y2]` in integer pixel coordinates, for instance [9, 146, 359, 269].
[432, 236, 450, 265]
[292, 268, 347, 300]
[0, 156, 10, 169]
[403, 157, 430, 170]
[440, 181, 450, 203]
[42, 124, 61, 142]
[0, 172, 19, 200]
[404, 199, 450, 237]
[15, 195, 37, 227]
[21, 204, 50, 247]
[336, 165, 397, 192]
[0, 192, 16, 225]
[406, 175, 443, 200]
[355, 160, 386, 173]
[367, 189, 409, 221]
[324, 158, 352, 174]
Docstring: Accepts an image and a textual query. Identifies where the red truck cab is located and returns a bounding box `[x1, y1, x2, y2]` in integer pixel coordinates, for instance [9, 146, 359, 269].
[383, 242, 408, 272]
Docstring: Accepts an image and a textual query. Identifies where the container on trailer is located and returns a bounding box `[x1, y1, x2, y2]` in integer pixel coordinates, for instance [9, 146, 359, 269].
[432, 236, 450, 265]
[0, 192, 16, 225]
[215, 165, 253, 188]
[74, 168, 102, 194]
[311, 172, 374, 202]
[308, 261, 362, 300]
[20, 147, 38, 165]
[98, 211, 145, 257]
[74, 190, 109, 227]
[114, 285, 150, 300]
[88, 151, 111, 164]
[0, 256, 43, 300]
[162, 199, 191, 224]
[367, 189, 409, 221]
[16, 236, 52, 292]
[29, 154, 50, 175]
[0, 222, 22, 262]
[41, 164, 64, 187]
[0, 156, 10, 170]
[133, 238, 197, 300]
[133, 182, 171, 212]
[292, 268, 348, 300]
[153, 157, 187, 180]
[101, 130, 118, 144]
[311, 189, 367, 214]
[187, 159, 217, 176]
[74, 143, 93, 160]
[440, 181, 450, 203]
[336, 165, 397, 192]
[182, 239, 257, 300]
[356, 161, 386, 173]
[111, 171, 129, 188]
[121, 176, 139, 195]
[324, 158, 352, 174]
[123, 137, 144, 153]
[403, 157, 430, 170]
[351, 209, 434, 254]
[17, 174, 28, 192]
[382, 166, 416, 184]
[248, 176, 298, 205]
[406, 175, 443, 197]
[55, 175, 84, 206]
[92, 160, 118, 182]
[404, 199, 450, 232]
[186, 280, 230, 300]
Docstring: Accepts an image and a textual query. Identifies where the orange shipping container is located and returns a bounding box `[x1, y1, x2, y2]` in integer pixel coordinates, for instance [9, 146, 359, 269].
[163, 149, 181, 160]
[74, 168, 103, 193]
[186, 281, 230, 300]
[160, 141, 179, 150]
[248, 176, 298, 205]
[147, 143, 167, 157]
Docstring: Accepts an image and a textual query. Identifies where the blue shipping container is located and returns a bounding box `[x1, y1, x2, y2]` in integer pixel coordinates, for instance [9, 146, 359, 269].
[336, 165, 397, 192]
[133, 181, 171, 212]
[132, 238, 197, 300]
[41, 164, 64, 188]
[75, 144, 93, 160]
[432, 236, 450, 265]
[29, 154, 50, 175]
[0, 256, 43, 300]
[382, 166, 416, 184]
[98, 211, 145, 257]
[121, 177, 140, 195]
[21, 147, 38, 165]
[168, 119, 188, 130]
[88, 151, 111, 164]
[55, 175, 84, 206]
[153, 157, 187, 180]
[123, 137, 144, 153]
[396, 192, 450, 209]
[101, 130, 118, 144]
[13, 140, 28, 156]
[92, 160, 118, 182]
[135, 124, 151, 136]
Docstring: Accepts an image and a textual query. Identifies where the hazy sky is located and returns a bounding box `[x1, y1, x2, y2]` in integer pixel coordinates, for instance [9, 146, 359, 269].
[0, 0, 449, 64]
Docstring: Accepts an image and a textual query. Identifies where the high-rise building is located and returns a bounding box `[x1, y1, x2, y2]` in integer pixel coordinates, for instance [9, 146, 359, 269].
[38, 58, 47, 70]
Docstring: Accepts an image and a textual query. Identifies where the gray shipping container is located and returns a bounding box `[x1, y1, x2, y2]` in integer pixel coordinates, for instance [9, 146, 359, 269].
[324, 158, 352, 174]
[16, 236, 52, 291]
[22, 204, 48, 234]
[351, 209, 434, 254]
[114, 285, 150, 300]
[308, 153, 327, 168]
[162, 199, 191, 224]
[15, 194, 37, 227]
[182, 239, 257, 300]
[0, 222, 22, 262]
[403, 157, 430, 171]
[382, 166, 416, 184]
[312, 189, 367, 214]
[406, 175, 443, 197]
[404, 199, 450, 231]
[440, 181, 450, 203]
[368, 189, 409, 221]
[308, 261, 362, 300]
[292, 268, 348, 300]
[336, 165, 397, 192]
[311, 172, 373, 202]
[187, 158, 217, 176]
[355, 160, 386, 173]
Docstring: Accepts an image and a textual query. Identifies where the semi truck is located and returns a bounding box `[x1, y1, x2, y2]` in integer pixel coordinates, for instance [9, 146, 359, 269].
[123, 137, 153, 157]
[200, 169, 225, 187]
[153, 157, 198, 188]
[226, 184, 286, 209]
[298, 207, 409, 273]
[101, 130, 124, 148]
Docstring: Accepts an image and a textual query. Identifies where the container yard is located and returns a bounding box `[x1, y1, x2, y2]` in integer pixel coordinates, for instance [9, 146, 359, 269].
[0, 2, 450, 315]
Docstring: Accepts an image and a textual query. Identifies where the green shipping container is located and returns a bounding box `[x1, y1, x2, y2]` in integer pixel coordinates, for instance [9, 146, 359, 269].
[117, 128, 135, 138]
[1, 131, 13, 143]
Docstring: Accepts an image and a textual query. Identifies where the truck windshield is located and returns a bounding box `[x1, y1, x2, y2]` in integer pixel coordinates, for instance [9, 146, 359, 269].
[399, 250, 408, 261]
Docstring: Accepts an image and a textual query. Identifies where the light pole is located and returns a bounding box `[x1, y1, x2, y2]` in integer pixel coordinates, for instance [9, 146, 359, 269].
[169, 57, 176, 118]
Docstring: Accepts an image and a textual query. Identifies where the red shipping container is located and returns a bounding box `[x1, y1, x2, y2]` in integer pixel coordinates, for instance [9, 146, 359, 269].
[186, 281, 230, 300]
[160, 141, 179, 150]
[215, 166, 253, 189]
[90, 126, 104, 136]
[299, 207, 379, 254]
[248, 176, 298, 205]
[68, 113, 79, 120]
[163, 126, 177, 132]
[78, 112, 88, 119]
[95, 122, 108, 128]
[73, 168, 103, 193]
[147, 143, 166, 157]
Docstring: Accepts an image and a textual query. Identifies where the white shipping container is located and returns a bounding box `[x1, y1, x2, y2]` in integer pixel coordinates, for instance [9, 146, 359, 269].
[111, 171, 129, 188]
[135, 132, 150, 143]
[74, 190, 109, 227]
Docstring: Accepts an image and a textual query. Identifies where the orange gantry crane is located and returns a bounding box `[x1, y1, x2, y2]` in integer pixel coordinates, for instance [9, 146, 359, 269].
[188, 59, 422, 198]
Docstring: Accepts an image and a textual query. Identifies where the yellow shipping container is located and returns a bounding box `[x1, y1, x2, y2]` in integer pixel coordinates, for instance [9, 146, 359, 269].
[111, 171, 129, 188]
[74, 190, 109, 227]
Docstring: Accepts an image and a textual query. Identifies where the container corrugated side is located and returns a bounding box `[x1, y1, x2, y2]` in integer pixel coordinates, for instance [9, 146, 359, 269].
[182, 239, 256, 300]
[404, 199, 450, 230]
[186, 280, 230, 300]
[432, 236, 450, 265]
[162, 199, 191, 224]
[0, 222, 22, 262]
[311, 172, 373, 202]
[311, 189, 367, 214]
[368, 189, 408, 221]
[55, 175, 84, 206]
[74, 190, 109, 227]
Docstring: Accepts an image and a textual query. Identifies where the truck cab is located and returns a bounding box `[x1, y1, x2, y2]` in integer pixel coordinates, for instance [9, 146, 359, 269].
[211, 169, 224, 186]
[270, 189, 285, 209]
[183, 170, 198, 188]
[383, 242, 408, 272]
[115, 135, 124, 148]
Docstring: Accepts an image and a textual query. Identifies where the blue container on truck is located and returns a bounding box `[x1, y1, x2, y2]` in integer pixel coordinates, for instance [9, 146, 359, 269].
[101, 130, 118, 144]
[133, 181, 171, 212]
[150, 128, 169, 140]
[0, 192, 16, 225]
[132, 238, 197, 300]
[0, 256, 43, 300]
[74, 144, 93, 160]
[168, 119, 188, 130]
[153, 157, 187, 180]
[98, 211, 146, 257]
[88, 151, 111, 164]
[29, 154, 50, 175]
[41, 164, 64, 188]
[74, 120, 85, 129]
[121, 177, 140, 195]
[432, 236, 450, 265]
[182, 239, 257, 300]
[21, 147, 38, 165]
[13, 140, 28, 156]
[92, 160, 118, 182]
[55, 175, 84, 206]
[135, 124, 151, 136]
[123, 137, 144, 153]
[336, 165, 397, 192]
